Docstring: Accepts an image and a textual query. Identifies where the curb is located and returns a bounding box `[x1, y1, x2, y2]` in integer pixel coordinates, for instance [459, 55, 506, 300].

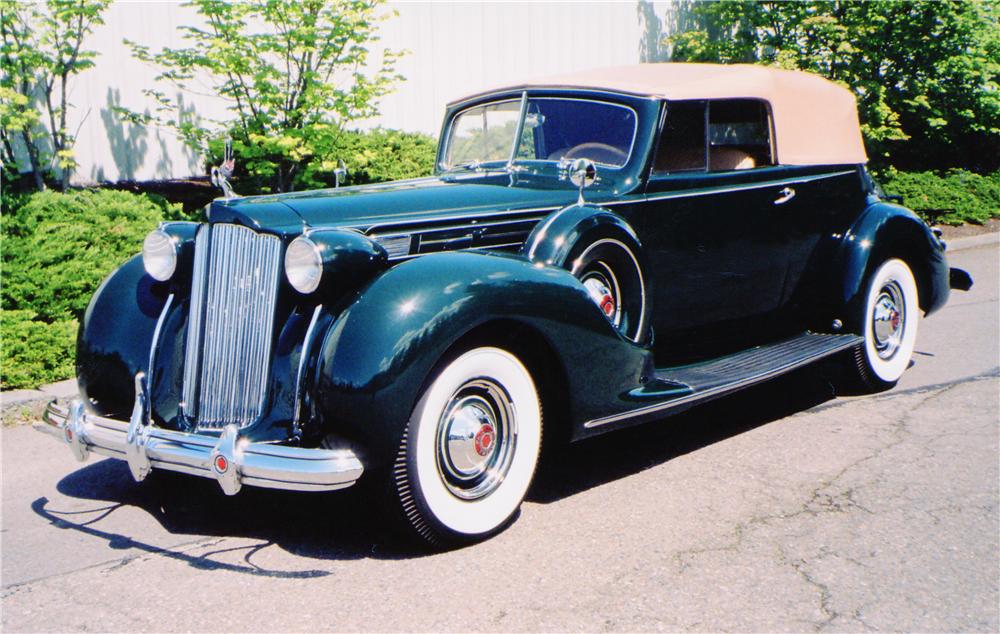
[3, 231, 996, 425]
[946, 232, 999, 252]
[1, 379, 77, 426]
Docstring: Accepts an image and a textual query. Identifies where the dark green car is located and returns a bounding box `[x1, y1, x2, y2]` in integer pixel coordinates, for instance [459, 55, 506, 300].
[37, 63, 967, 547]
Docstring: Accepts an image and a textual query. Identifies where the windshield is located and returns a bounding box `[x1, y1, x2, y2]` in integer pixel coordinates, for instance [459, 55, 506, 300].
[444, 97, 637, 169]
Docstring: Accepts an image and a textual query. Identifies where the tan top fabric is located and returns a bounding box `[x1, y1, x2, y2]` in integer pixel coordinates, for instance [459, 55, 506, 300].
[451, 63, 868, 166]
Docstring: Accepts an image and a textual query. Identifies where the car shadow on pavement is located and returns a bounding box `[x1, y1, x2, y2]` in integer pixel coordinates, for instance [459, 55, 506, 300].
[528, 362, 841, 504]
[31, 362, 842, 566]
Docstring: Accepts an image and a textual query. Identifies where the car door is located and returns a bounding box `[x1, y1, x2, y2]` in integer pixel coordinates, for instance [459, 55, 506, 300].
[636, 99, 791, 360]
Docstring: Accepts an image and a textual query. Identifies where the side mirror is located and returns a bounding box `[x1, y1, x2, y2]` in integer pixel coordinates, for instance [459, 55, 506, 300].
[569, 158, 597, 205]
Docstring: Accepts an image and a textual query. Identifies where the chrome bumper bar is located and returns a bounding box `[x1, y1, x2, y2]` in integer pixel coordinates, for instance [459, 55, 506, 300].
[34, 392, 363, 495]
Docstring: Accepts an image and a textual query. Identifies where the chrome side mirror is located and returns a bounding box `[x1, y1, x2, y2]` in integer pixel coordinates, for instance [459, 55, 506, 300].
[569, 158, 597, 205]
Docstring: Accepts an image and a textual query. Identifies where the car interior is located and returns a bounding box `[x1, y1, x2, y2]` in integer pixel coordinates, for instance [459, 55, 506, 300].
[654, 99, 774, 174]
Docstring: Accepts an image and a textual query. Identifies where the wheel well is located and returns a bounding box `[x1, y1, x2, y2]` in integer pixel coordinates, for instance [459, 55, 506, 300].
[448, 320, 572, 447]
[869, 237, 933, 314]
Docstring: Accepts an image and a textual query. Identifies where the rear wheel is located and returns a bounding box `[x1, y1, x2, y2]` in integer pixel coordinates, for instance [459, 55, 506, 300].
[847, 258, 919, 391]
[386, 346, 542, 547]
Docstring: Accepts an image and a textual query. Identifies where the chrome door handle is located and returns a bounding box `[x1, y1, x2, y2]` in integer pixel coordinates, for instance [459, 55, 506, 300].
[773, 187, 796, 205]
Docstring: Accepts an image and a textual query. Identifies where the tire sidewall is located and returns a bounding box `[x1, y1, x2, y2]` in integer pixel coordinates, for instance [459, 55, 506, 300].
[406, 347, 541, 538]
[862, 258, 919, 383]
[568, 234, 649, 344]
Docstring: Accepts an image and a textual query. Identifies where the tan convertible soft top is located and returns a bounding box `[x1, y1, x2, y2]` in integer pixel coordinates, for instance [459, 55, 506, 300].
[452, 63, 867, 166]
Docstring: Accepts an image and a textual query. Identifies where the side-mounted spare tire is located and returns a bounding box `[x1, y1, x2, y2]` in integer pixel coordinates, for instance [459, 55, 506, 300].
[524, 205, 651, 345]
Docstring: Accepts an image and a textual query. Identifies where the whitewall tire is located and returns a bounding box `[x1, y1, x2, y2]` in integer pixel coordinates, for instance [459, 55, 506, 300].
[391, 346, 542, 545]
[852, 258, 920, 389]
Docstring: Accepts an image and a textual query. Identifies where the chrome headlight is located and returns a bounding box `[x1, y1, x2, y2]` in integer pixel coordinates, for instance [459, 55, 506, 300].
[142, 228, 177, 281]
[285, 235, 323, 294]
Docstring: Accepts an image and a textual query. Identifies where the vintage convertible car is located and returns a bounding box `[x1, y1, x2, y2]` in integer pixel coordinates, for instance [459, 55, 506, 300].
[37, 63, 970, 546]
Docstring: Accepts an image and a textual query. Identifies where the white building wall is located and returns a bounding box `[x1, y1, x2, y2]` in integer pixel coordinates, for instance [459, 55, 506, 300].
[59, 1, 672, 185]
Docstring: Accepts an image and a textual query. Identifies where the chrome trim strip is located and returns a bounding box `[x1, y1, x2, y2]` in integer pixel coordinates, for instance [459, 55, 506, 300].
[35, 399, 364, 494]
[618, 169, 856, 206]
[147, 293, 174, 378]
[293, 305, 323, 426]
[182, 225, 210, 417]
[507, 91, 529, 169]
[583, 335, 861, 429]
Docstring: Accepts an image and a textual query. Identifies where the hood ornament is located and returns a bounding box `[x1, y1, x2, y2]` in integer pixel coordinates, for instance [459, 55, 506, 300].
[210, 137, 238, 200]
[333, 159, 347, 188]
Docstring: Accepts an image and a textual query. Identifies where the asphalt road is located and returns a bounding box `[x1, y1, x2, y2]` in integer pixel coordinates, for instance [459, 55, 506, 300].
[3, 245, 997, 632]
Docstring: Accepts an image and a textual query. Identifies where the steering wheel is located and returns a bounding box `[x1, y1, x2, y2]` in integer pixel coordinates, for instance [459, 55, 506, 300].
[561, 142, 628, 166]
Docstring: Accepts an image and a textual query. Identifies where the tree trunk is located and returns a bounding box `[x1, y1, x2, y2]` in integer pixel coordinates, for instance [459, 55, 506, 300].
[18, 129, 46, 191]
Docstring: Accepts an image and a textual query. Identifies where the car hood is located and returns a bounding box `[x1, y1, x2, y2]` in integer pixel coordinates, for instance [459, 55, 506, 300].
[208, 174, 581, 236]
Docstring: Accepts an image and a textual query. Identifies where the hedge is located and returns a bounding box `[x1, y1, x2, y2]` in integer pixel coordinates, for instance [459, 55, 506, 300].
[877, 169, 1000, 226]
[1, 189, 183, 389]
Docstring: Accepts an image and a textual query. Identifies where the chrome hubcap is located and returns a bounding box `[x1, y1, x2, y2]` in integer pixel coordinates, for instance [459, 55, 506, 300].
[872, 280, 905, 359]
[581, 262, 620, 327]
[436, 379, 516, 500]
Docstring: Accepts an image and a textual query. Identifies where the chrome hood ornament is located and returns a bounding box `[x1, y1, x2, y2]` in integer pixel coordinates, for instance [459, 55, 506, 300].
[210, 137, 238, 200]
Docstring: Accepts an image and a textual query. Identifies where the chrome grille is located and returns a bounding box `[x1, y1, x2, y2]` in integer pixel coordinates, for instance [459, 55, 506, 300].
[182, 224, 282, 428]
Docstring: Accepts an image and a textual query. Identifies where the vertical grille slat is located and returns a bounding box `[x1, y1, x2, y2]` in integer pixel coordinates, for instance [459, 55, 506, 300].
[182, 224, 282, 429]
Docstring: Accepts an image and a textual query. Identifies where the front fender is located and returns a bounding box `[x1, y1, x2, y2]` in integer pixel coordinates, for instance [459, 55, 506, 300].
[835, 201, 949, 322]
[77, 255, 169, 420]
[523, 204, 640, 267]
[312, 251, 651, 461]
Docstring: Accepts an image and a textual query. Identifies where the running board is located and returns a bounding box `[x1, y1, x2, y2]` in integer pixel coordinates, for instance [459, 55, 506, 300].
[584, 332, 862, 429]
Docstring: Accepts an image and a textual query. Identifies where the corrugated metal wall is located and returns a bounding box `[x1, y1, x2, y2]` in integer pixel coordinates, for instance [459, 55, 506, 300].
[58, 1, 671, 185]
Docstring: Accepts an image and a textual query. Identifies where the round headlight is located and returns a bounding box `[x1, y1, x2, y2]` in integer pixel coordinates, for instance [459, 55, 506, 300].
[285, 235, 323, 294]
[142, 229, 177, 281]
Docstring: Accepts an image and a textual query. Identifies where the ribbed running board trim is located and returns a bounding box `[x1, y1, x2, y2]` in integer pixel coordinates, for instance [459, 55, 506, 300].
[584, 332, 862, 429]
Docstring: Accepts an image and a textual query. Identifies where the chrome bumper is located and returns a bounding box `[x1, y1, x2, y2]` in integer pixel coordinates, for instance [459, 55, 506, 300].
[34, 396, 364, 495]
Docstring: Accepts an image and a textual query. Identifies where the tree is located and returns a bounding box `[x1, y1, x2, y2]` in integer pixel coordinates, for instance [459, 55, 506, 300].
[124, 0, 404, 193]
[667, 0, 1000, 173]
[0, 0, 111, 190]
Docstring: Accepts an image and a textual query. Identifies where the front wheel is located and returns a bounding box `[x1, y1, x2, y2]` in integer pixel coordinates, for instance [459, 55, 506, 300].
[848, 258, 920, 391]
[386, 346, 542, 547]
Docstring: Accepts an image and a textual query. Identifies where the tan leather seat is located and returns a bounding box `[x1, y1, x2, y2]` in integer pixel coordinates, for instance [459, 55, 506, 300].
[709, 147, 755, 171]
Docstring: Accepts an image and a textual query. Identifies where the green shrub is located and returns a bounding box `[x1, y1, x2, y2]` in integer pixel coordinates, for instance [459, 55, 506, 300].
[1, 189, 180, 389]
[877, 169, 1000, 225]
[1, 310, 77, 390]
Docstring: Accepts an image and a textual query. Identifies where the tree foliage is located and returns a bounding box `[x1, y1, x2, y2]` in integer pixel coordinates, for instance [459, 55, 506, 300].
[124, 0, 404, 193]
[668, 0, 999, 172]
[0, 0, 111, 190]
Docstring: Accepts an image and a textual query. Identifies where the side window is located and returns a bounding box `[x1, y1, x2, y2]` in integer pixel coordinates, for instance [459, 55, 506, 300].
[652, 99, 775, 175]
[707, 99, 773, 171]
[652, 100, 706, 174]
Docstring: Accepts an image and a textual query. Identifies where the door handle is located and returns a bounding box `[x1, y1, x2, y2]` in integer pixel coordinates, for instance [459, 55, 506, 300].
[773, 186, 796, 205]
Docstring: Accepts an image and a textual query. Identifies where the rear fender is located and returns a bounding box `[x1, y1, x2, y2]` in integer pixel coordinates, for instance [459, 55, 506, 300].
[835, 201, 949, 325]
[312, 250, 651, 462]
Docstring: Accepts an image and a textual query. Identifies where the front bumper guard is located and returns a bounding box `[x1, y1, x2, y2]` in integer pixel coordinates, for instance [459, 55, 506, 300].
[34, 376, 363, 495]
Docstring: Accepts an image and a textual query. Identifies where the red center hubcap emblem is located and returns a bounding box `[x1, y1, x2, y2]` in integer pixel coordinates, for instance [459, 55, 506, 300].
[890, 311, 900, 331]
[600, 294, 615, 316]
[474, 424, 495, 457]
